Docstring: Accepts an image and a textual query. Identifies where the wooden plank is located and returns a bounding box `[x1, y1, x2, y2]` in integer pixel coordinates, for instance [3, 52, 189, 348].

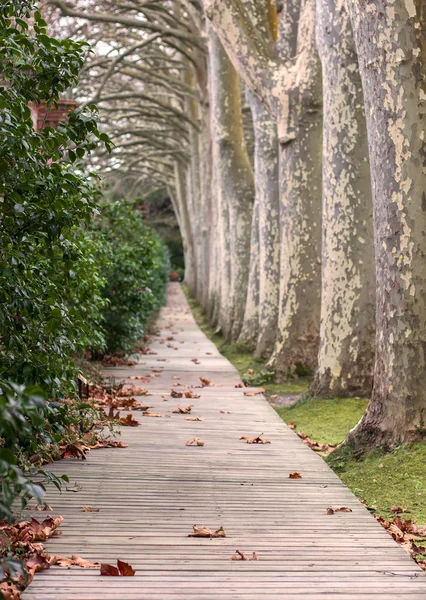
[23, 283, 426, 599]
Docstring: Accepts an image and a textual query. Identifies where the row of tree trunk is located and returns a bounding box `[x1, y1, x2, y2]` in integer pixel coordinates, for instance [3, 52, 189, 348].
[171, 0, 425, 447]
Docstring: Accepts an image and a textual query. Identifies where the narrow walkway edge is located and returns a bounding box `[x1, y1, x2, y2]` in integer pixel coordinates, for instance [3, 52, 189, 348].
[24, 284, 426, 599]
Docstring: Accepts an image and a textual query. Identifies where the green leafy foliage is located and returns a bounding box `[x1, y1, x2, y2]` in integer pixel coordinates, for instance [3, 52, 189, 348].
[0, 0, 107, 396]
[0, 382, 70, 521]
[93, 200, 170, 354]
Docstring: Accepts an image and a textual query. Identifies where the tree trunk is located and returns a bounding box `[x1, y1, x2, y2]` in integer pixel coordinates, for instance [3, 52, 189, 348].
[312, 0, 375, 397]
[248, 92, 280, 359]
[173, 161, 197, 294]
[238, 193, 260, 347]
[208, 25, 255, 341]
[268, 0, 323, 379]
[346, 0, 426, 445]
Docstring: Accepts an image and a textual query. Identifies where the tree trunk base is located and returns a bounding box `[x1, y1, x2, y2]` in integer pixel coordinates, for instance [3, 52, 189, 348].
[312, 369, 373, 399]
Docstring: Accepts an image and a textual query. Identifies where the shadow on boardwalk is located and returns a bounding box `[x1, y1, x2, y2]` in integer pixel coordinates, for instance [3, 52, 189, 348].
[24, 283, 426, 599]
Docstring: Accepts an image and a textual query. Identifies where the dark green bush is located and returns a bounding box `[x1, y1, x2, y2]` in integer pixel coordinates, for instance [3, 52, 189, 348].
[0, 1, 108, 397]
[93, 200, 170, 354]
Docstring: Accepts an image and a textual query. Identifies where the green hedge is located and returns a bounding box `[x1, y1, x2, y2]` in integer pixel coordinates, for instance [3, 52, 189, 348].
[93, 199, 170, 355]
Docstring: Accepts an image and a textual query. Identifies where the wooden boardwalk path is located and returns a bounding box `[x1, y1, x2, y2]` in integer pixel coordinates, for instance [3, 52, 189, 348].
[25, 284, 426, 599]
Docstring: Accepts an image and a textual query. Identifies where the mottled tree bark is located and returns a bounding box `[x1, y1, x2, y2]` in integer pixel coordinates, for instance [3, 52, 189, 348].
[238, 193, 260, 347]
[174, 160, 197, 294]
[208, 25, 255, 341]
[249, 92, 280, 358]
[312, 0, 375, 397]
[206, 0, 323, 375]
[346, 0, 426, 445]
[237, 2, 280, 353]
[268, 0, 323, 378]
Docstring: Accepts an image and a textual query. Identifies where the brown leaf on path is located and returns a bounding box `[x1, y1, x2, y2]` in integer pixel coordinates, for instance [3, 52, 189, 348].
[326, 507, 352, 515]
[188, 525, 226, 538]
[185, 416, 205, 421]
[129, 376, 149, 382]
[143, 412, 165, 418]
[119, 414, 140, 426]
[26, 553, 50, 573]
[287, 422, 296, 430]
[243, 391, 262, 396]
[191, 358, 200, 364]
[60, 442, 89, 460]
[169, 404, 193, 414]
[100, 563, 120, 576]
[89, 439, 128, 450]
[200, 377, 211, 387]
[289, 472, 302, 479]
[0, 581, 21, 600]
[118, 384, 149, 397]
[235, 383, 243, 388]
[184, 390, 200, 399]
[171, 389, 183, 398]
[81, 506, 99, 512]
[117, 559, 135, 576]
[34, 503, 53, 511]
[230, 549, 259, 561]
[172, 376, 180, 380]
[240, 434, 271, 444]
[53, 555, 98, 568]
[230, 549, 248, 561]
[391, 505, 406, 514]
[185, 437, 204, 446]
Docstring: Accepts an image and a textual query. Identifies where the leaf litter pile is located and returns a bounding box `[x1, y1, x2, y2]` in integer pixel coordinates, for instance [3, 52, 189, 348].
[0, 515, 102, 599]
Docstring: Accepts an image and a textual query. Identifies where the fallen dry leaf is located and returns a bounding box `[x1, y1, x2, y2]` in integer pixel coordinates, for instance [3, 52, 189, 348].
[117, 559, 136, 576]
[119, 384, 149, 397]
[185, 437, 204, 446]
[297, 431, 336, 453]
[184, 390, 200, 399]
[89, 439, 128, 450]
[185, 416, 205, 421]
[0, 582, 21, 600]
[60, 442, 89, 460]
[289, 472, 302, 479]
[235, 383, 243, 388]
[169, 404, 193, 414]
[230, 550, 258, 561]
[34, 504, 53, 512]
[100, 563, 119, 576]
[143, 411, 165, 418]
[326, 507, 352, 515]
[243, 391, 262, 396]
[191, 358, 200, 364]
[287, 422, 296, 429]
[119, 414, 140, 427]
[100, 560, 135, 577]
[188, 525, 226, 538]
[172, 376, 180, 380]
[391, 505, 406, 514]
[53, 555, 98, 568]
[129, 376, 149, 382]
[200, 377, 211, 387]
[240, 434, 271, 444]
[171, 389, 183, 398]
[81, 506, 99, 512]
